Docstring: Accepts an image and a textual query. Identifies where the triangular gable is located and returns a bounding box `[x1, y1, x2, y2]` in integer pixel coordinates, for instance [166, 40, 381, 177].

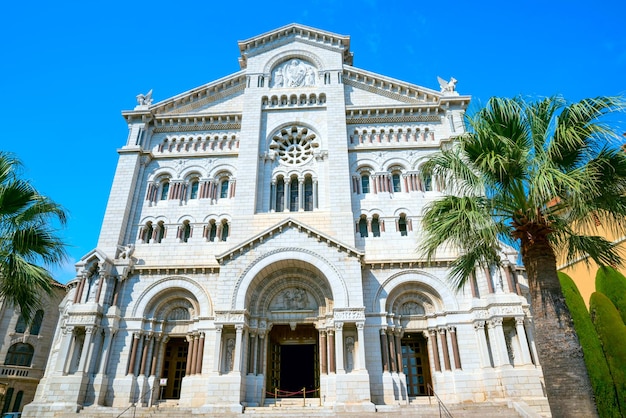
[237, 23, 352, 69]
[215, 218, 363, 264]
[344, 65, 470, 108]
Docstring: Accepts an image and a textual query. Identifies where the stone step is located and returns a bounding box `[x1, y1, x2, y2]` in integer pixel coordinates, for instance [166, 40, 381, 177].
[60, 400, 531, 418]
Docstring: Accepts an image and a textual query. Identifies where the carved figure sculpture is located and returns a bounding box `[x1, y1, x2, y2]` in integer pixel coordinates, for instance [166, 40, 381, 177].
[136, 89, 153, 106]
[437, 76, 457, 93]
[286, 59, 307, 87]
[226, 338, 235, 372]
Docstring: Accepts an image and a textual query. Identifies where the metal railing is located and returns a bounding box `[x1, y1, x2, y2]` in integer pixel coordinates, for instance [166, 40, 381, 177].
[427, 383, 454, 418]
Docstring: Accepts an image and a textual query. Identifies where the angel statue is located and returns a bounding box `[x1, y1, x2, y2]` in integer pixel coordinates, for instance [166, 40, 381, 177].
[136, 89, 153, 106]
[437, 76, 457, 94]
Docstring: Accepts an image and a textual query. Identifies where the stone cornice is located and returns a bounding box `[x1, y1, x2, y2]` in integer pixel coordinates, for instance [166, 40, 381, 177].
[151, 113, 242, 133]
[238, 23, 352, 69]
[343, 66, 471, 109]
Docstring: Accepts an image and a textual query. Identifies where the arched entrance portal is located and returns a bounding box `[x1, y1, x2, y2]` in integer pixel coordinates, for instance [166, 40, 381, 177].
[267, 324, 319, 398]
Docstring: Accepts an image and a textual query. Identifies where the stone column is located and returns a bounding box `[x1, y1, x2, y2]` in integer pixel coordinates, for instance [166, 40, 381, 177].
[233, 325, 244, 372]
[213, 327, 223, 373]
[328, 329, 336, 373]
[298, 178, 304, 211]
[95, 271, 106, 304]
[155, 336, 169, 378]
[380, 329, 389, 372]
[186, 334, 196, 375]
[428, 329, 441, 372]
[127, 333, 139, 375]
[394, 331, 403, 373]
[473, 321, 490, 367]
[439, 328, 451, 371]
[196, 333, 205, 374]
[356, 322, 366, 370]
[258, 331, 266, 375]
[140, 334, 151, 376]
[98, 329, 116, 374]
[319, 330, 328, 374]
[150, 335, 162, 376]
[270, 180, 276, 212]
[190, 334, 199, 375]
[487, 318, 509, 367]
[335, 323, 344, 373]
[79, 326, 96, 373]
[515, 318, 532, 365]
[387, 329, 396, 372]
[55, 326, 75, 373]
[313, 178, 318, 209]
[284, 182, 291, 211]
[448, 326, 461, 370]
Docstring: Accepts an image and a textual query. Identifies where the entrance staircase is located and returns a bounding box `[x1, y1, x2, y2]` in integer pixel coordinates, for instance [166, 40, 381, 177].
[61, 398, 541, 417]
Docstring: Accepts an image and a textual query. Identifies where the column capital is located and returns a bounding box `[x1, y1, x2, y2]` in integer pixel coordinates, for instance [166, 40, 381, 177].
[473, 321, 486, 330]
[487, 317, 503, 328]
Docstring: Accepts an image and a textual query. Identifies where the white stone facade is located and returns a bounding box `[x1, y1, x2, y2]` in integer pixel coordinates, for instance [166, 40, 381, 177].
[24, 24, 550, 416]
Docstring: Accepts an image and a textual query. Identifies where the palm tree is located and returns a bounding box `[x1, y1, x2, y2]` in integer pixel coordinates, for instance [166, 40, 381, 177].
[419, 96, 626, 418]
[0, 152, 67, 321]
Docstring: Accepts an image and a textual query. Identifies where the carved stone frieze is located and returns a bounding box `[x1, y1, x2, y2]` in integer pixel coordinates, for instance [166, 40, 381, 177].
[214, 311, 247, 324]
[333, 308, 365, 321]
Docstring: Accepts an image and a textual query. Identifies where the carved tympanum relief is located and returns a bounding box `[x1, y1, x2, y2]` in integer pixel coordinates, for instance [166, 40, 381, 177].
[272, 59, 317, 88]
[270, 287, 314, 311]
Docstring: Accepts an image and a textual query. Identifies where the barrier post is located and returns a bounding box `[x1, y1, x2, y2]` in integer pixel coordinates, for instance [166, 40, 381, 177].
[303, 387, 306, 407]
[274, 387, 277, 406]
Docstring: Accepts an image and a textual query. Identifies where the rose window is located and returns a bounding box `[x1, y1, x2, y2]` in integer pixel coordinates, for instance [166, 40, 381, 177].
[270, 125, 319, 166]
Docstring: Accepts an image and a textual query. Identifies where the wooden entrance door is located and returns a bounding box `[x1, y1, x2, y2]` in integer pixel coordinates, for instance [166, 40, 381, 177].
[161, 338, 188, 399]
[401, 333, 431, 396]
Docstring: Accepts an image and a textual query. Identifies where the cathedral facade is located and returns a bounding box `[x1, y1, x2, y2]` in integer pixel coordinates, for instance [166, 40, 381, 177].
[24, 25, 549, 416]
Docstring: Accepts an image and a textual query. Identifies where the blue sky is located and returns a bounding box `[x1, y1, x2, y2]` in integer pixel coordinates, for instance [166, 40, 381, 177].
[1, 1, 625, 283]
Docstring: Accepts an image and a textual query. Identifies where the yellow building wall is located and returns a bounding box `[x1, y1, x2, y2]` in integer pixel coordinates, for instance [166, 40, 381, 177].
[558, 225, 626, 307]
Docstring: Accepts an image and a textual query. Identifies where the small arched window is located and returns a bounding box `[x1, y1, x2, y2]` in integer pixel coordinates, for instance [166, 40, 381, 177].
[290, 177, 299, 211]
[30, 309, 44, 335]
[160, 181, 170, 200]
[423, 174, 432, 192]
[155, 221, 165, 243]
[392, 173, 401, 193]
[181, 221, 191, 243]
[371, 215, 381, 237]
[15, 314, 27, 333]
[208, 220, 217, 242]
[189, 180, 199, 200]
[275, 177, 285, 212]
[5, 343, 34, 366]
[142, 222, 154, 243]
[220, 178, 229, 199]
[358, 216, 368, 238]
[398, 214, 408, 236]
[221, 220, 229, 242]
[304, 176, 313, 211]
[361, 174, 370, 194]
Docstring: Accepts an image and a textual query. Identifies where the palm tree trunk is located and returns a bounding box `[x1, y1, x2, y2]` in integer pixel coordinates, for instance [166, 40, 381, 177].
[522, 239, 598, 418]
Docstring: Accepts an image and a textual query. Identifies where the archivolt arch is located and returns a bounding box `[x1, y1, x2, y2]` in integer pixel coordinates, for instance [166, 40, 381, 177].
[232, 248, 348, 310]
[131, 275, 212, 318]
[263, 49, 324, 74]
[373, 269, 458, 313]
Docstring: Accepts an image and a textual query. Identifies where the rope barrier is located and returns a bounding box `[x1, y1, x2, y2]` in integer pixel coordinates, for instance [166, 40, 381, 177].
[265, 387, 319, 397]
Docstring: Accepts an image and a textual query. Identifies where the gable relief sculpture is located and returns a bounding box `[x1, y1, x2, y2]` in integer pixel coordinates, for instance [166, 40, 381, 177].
[272, 59, 317, 88]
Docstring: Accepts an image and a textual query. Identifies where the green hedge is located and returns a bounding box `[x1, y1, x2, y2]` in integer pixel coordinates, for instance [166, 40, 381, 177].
[596, 266, 626, 324]
[559, 273, 621, 417]
[590, 292, 626, 415]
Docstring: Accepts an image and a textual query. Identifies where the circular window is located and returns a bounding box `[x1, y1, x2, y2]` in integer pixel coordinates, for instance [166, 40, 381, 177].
[270, 125, 319, 166]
